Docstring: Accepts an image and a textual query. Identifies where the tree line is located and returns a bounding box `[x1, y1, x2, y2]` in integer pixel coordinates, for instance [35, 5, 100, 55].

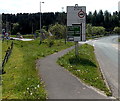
[2, 10, 120, 35]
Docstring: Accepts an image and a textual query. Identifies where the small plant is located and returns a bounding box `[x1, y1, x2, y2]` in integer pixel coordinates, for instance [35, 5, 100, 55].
[48, 40, 54, 47]
[47, 36, 55, 47]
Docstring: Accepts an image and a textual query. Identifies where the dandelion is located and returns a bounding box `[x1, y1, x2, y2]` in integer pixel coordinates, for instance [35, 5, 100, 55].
[28, 78, 30, 80]
[35, 87, 37, 89]
[30, 93, 32, 95]
[70, 66, 72, 68]
[27, 88, 29, 90]
[37, 85, 40, 88]
[95, 77, 99, 80]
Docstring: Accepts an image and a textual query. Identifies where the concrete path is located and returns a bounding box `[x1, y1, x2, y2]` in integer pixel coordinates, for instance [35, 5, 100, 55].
[36, 46, 109, 99]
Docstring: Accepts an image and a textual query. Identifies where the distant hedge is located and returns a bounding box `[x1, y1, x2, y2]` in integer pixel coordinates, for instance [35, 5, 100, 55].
[113, 27, 120, 34]
[86, 24, 105, 37]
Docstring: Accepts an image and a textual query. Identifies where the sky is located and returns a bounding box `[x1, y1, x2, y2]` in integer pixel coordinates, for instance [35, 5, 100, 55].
[0, 0, 119, 14]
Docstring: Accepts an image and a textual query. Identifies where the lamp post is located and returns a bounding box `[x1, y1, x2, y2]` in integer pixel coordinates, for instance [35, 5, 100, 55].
[40, 1, 44, 44]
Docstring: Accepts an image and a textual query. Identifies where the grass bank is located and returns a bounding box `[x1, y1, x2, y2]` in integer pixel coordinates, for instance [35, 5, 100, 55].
[10, 34, 34, 39]
[2, 41, 11, 59]
[2, 39, 73, 99]
[57, 44, 111, 96]
[119, 38, 120, 42]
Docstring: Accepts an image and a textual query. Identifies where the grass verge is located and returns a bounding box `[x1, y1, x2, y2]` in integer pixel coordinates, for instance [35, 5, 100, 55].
[119, 38, 120, 42]
[2, 39, 73, 99]
[57, 43, 112, 96]
[2, 41, 11, 59]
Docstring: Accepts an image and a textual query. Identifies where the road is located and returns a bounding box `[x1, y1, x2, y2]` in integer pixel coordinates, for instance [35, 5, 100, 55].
[88, 35, 119, 98]
[37, 46, 109, 99]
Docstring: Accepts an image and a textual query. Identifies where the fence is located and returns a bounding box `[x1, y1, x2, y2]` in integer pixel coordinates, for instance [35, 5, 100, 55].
[2, 41, 14, 74]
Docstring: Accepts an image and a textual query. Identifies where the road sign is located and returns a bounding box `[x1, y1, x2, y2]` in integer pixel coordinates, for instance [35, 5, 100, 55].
[67, 4, 86, 41]
[67, 24, 82, 42]
[78, 10, 85, 18]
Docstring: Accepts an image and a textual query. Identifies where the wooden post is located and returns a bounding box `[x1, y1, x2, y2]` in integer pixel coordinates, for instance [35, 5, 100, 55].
[75, 41, 79, 57]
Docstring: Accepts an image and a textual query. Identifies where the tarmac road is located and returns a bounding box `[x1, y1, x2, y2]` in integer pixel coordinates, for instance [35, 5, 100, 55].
[88, 35, 119, 98]
[37, 46, 110, 99]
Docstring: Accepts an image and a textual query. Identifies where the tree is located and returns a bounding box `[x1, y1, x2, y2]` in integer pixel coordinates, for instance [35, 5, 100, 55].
[112, 12, 119, 27]
[113, 27, 120, 34]
[87, 12, 92, 24]
[97, 10, 104, 26]
[86, 24, 92, 37]
[2, 10, 120, 35]
[12, 23, 20, 34]
[104, 10, 111, 30]
[48, 23, 66, 39]
[92, 10, 98, 26]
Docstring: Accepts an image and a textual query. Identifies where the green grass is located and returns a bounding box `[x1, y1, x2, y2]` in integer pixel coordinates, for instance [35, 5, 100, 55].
[2, 41, 11, 59]
[22, 34, 34, 39]
[119, 38, 120, 42]
[10, 35, 16, 38]
[57, 44, 112, 96]
[11, 34, 34, 39]
[2, 39, 73, 99]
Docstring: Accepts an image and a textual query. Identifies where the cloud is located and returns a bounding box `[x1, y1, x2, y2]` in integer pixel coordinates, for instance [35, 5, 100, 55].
[0, 0, 119, 14]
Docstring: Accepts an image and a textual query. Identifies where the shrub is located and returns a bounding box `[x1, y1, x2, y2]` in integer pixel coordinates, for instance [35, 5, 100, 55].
[86, 24, 92, 37]
[92, 26, 105, 35]
[113, 27, 120, 34]
[48, 23, 67, 39]
[43, 36, 55, 47]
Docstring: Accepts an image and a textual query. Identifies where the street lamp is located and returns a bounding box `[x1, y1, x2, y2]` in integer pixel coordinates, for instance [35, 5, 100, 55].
[40, 1, 44, 44]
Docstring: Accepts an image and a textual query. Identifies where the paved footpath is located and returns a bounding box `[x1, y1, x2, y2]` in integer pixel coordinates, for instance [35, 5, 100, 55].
[36, 46, 110, 99]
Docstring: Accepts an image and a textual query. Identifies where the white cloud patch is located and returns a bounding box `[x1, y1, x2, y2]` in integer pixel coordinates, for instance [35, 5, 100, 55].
[0, 0, 119, 14]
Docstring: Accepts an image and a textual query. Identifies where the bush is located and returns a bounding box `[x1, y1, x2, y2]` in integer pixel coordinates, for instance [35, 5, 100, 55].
[49, 23, 67, 39]
[92, 26, 105, 36]
[43, 36, 55, 47]
[86, 25, 106, 38]
[48, 39, 54, 47]
[113, 27, 120, 34]
[35, 30, 40, 38]
[11, 23, 20, 34]
[86, 24, 92, 37]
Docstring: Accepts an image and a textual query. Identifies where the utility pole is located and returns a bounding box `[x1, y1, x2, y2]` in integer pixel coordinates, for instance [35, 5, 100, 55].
[32, 14, 34, 35]
[40, 1, 44, 44]
[6, 15, 7, 32]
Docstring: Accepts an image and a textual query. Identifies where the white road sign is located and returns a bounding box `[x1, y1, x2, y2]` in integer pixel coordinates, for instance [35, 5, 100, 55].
[67, 4, 86, 41]
[78, 10, 85, 18]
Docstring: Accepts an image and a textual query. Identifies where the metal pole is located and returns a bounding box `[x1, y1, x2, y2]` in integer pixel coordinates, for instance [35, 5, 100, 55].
[40, 2, 42, 44]
[40, 2, 44, 44]
[32, 23, 33, 34]
[32, 14, 33, 35]
[75, 41, 79, 57]
[6, 16, 7, 32]
[40, 2, 42, 33]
